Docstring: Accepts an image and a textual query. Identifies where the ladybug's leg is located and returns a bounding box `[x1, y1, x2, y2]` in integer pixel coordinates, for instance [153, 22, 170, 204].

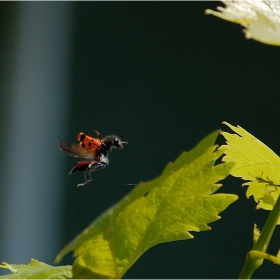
[77, 161, 106, 187]
[77, 169, 92, 187]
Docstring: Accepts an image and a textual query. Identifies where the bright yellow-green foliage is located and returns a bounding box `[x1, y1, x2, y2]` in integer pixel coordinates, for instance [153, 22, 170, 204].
[0, 131, 237, 279]
[0, 259, 72, 279]
[54, 130, 237, 279]
[221, 122, 280, 215]
[206, 1, 280, 46]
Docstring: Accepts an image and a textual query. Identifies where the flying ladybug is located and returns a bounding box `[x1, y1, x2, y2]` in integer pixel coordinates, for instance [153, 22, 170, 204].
[59, 130, 127, 187]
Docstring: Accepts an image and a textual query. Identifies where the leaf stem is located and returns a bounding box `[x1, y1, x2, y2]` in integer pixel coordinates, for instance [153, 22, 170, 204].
[238, 195, 280, 279]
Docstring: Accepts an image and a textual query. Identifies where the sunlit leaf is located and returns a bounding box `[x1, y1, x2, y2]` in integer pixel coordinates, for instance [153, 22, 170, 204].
[54, 130, 237, 279]
[0, 259, 72, 279]
[205, 1, 280, 46]
[221, 122, 280, 214]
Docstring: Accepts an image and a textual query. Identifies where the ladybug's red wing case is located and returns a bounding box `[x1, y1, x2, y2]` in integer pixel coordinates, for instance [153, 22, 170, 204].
[77, 131, 102, 152]
[58, 141, 96, 160]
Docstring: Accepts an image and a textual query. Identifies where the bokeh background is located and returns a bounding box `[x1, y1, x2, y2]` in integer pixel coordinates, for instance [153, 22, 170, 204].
[0, 1, 280, 278]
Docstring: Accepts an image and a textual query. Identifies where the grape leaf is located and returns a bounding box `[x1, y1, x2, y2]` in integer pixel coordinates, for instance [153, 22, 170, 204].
[0, 259, 72, 279]
[205, 1, 280, 46]
[54, 130, 237, 279]
[221, 122, 280, 214]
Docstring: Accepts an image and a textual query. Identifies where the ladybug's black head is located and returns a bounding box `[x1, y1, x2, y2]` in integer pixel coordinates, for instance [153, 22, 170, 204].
[102, 135, 127, 151]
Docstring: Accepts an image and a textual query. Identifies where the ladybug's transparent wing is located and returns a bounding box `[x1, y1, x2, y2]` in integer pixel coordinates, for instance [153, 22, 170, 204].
[58, 141, 95, 160]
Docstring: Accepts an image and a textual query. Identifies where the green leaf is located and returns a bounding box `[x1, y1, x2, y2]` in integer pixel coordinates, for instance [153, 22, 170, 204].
[0, 259, 72, 279]
[54, 130, 237, 279]
[205, 1, 280, 46]
[221, 122, 280, 213]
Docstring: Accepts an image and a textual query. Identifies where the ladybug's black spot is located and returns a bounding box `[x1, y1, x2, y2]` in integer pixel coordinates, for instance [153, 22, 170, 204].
[80, 134, 86, 141]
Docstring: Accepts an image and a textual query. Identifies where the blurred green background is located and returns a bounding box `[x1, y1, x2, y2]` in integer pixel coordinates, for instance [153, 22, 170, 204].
[0, 1, 280, 278]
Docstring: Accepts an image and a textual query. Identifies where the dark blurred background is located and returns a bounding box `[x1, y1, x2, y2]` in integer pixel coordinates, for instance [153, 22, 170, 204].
[0, 2, 280, 278]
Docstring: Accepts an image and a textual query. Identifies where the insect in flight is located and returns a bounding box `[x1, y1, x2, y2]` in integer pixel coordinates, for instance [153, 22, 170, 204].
[59, 130, 127, 187]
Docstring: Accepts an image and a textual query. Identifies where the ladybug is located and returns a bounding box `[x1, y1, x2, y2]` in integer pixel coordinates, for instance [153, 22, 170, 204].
[59, 130, 127, 187]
